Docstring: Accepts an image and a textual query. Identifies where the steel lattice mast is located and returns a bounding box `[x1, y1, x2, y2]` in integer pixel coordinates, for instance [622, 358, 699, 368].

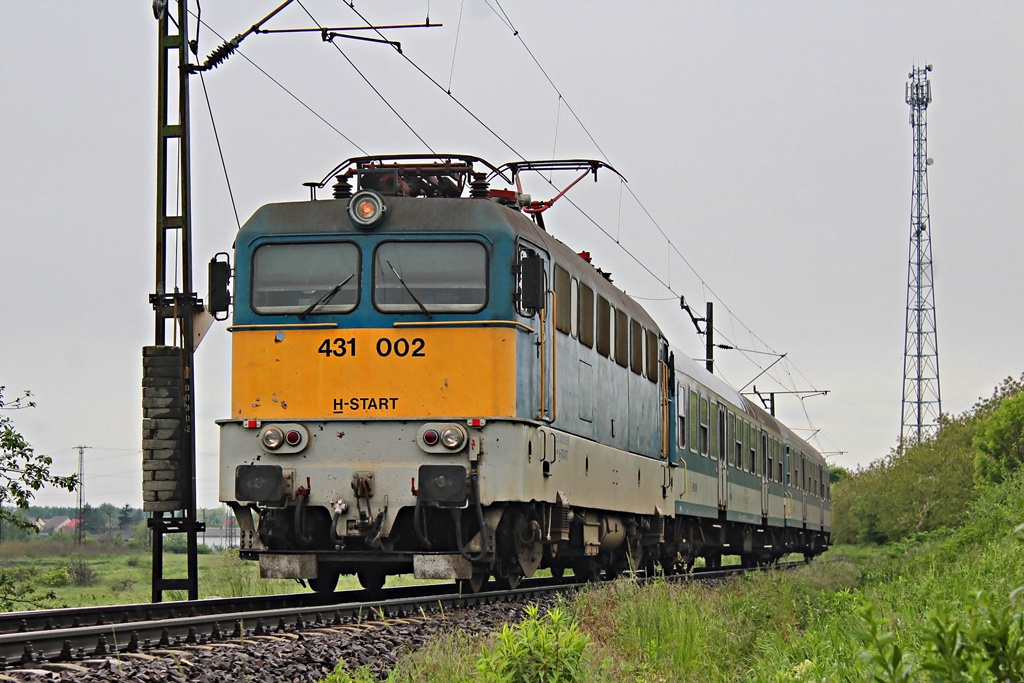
[900, 64, 942, 448]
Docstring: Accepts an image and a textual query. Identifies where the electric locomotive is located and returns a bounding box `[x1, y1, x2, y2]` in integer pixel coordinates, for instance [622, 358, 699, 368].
[218, 154, 830, 593]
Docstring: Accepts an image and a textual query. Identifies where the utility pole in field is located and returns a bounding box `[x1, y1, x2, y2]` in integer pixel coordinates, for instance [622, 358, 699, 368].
[900, 64, 942, 449]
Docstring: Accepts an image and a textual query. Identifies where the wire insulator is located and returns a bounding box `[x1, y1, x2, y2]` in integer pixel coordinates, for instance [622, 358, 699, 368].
[469, 172, 489, 198]
[202, 35, 242, 71]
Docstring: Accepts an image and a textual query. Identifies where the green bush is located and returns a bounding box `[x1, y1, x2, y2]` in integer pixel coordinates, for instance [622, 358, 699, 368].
[476, 605, 591, 682]
[41, 564, 71, 586]
[320, 663, 377, 683]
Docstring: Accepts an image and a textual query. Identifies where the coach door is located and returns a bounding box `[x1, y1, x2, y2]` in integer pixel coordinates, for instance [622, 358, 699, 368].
[520, 243, 553, 422]
[717, 403, 728, 509]
[761, 433, 770, 518]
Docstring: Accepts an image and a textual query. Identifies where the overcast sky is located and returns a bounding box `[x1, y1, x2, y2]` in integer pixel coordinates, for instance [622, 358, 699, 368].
[2, 2, 1022, 510]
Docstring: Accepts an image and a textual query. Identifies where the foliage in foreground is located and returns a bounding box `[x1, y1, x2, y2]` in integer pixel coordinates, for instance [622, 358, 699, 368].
[320, 468, 1024, 682]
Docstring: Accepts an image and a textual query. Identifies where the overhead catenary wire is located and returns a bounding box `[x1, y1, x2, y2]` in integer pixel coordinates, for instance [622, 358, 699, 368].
[188, 10, 367, 154]
[198, 72, 241, 229]
[295, 0, 435, 153]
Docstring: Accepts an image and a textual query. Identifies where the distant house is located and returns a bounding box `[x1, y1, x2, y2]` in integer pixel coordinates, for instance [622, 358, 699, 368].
[42, 516, 79, 533]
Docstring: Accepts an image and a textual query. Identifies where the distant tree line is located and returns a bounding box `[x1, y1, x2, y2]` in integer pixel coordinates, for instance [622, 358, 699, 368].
[832, 373, 1024, 544]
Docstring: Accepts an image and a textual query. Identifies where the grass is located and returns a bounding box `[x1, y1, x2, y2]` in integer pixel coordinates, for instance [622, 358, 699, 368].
[0, 542, 306, 609]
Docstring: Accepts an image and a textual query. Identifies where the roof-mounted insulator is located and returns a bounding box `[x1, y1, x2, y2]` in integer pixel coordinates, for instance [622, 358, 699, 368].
[469, 173, 489, 198]
[332, 176, 352, 200]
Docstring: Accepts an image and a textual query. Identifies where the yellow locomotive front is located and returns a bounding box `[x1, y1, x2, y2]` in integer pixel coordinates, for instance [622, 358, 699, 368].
[219, 158, 548, 592]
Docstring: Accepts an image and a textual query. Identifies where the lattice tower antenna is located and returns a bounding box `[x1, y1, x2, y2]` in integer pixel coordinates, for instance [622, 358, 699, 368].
[74, 445, 91, 545]
[900, 64, 942, 449]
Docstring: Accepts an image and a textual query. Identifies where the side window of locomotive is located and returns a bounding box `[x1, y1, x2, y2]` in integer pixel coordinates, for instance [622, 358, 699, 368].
[646, 330, 659, 383]
[615, 310, 629, 367]
[252, 242, 360, 315]
[515, 245, 545, 317]
[554, 264, 571, 333]
[596, 296, 611, 357]
[569, 278, 579, 338]
[374, 241, 487, 312]
[579, 282, 595, 348]
[630, 319, 643, 375]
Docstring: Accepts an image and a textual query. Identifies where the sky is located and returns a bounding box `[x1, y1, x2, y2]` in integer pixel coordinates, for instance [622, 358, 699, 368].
[1, 1, 1022, 510]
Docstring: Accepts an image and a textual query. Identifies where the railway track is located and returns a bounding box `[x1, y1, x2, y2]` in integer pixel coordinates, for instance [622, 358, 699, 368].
[0, 562, 791, 673]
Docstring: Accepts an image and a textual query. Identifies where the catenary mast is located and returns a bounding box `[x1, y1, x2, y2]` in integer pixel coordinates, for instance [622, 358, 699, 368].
[900, 64, 942, 448]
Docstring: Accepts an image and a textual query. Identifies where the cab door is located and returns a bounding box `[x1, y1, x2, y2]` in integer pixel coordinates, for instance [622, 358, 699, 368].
[517, 242, 552, 423]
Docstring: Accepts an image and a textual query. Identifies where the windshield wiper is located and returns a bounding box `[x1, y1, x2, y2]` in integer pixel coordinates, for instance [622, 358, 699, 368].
[386, 260, 432, 319]
[298, 273, 355, 320]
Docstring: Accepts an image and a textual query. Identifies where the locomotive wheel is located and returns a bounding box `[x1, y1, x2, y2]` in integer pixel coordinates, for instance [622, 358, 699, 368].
[549, 565, 565, 580]
[308, 567, 340, 594]
[357, 569, 386, 593]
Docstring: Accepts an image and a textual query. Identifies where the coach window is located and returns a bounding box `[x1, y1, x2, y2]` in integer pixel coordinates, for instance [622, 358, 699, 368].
[615, 310, 629, 367]
[749, 425, 758, 473]
[761, 433, 768, 478]
[374, 241, 487, 313]
[554, 265, 571, 333]
[579, 282, 595, 348]
[699, 396, 710, 456]
[253, 241, 360, 315]
[731, 415, 742, 468]
[690, 390, 700, 453]
[597, 296, 611, 357]
[646, 330, 659, 383]
[630, 319, 643, 375]
[677, 384, 688, 450]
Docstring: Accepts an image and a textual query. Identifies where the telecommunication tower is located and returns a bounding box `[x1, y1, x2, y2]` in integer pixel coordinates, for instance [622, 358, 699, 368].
[900, 64, 942, 448]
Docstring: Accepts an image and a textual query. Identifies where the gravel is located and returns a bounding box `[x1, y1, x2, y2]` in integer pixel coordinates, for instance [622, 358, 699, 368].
[4, 595, 557, 682]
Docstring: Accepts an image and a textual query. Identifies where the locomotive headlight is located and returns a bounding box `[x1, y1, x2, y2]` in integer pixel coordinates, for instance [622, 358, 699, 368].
[348, 190, 386, 228]
[261, 426, 285, 450]
[440, 425, 466, 450]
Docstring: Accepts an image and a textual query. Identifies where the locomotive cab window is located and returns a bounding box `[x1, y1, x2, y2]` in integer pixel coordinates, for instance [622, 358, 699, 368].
[374, 241, 487, 313]
[252, 242, 360, 315]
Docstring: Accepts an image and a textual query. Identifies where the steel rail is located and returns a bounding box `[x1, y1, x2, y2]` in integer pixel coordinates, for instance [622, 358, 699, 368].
[0, 562, 801, 669]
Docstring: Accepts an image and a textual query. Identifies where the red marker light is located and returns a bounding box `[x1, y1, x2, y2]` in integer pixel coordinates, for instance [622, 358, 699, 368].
[422, 429, 439, 446]
[244, 420, 260, 429]
[286, 430, 302, 446]
[470, 418, 482, 427]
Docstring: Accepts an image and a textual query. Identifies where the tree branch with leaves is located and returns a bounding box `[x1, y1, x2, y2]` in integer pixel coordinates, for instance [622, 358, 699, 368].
[1, 386, 78, 532]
